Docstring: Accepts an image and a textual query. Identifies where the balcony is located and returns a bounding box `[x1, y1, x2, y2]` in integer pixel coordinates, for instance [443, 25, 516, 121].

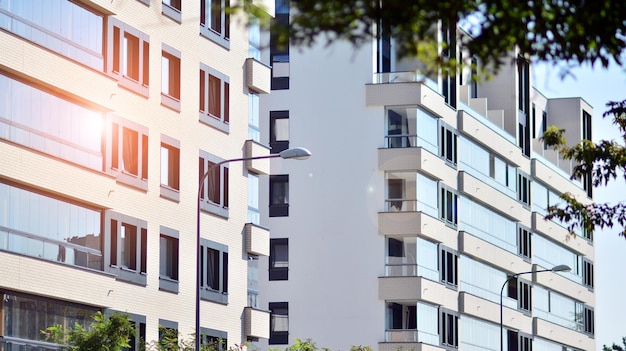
[459, 231, 530, 274]
[244, 140, 271, 174]
[379, 147, 456, 186]
[378, 276, 457, 306]
[378, 212, 457, 249]
[378, 341, 445, 351]
[458, 171, 529, 223]
[244, 223, 270, 256]
[534, 318, 594, 351]
[244, 307, 270, 339]
[459, 292, 532, 334]
[246, 58, 271, 94]
[366, 72, 454, 120]
[531, 157, 588, 202]
[532, 212, 594, 259]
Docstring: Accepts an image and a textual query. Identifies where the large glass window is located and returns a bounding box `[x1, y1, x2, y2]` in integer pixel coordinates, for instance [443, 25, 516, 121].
[0, 0, 104, 70]
[270, 111, 290, 153]
[269, 175, 289, 217]
[0, 182, 102, 270]
[269, 238, 288, 281]
[460, 256, 512, 307]
[385, 106, 438, 153]
[460, 316, 499, 351]
[1, 292, 97, 345]
[385, 236, 438, 281]
[270, 0, 289, 90]
[459, 137, 516, 196]
[534, 235, 582, 283]
[0, 74, 103, 170]
[385, 172, 438, 216]
[459, 197, 517, 253]
[248, 173, 260, 225]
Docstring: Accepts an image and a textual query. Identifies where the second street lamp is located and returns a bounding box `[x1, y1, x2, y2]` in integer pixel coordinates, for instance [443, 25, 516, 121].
[195, 147, 311, 351]
[499, 264, 571, 351]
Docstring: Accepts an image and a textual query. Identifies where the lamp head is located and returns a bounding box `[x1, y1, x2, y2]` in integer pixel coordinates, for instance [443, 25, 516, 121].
[551, 264, 572, 272]
[278, 147, 312, 160]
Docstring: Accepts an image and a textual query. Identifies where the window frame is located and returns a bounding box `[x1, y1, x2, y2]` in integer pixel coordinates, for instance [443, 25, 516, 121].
[200, 238, 229, 304]
[200, 0, 231, 49]
[517, 171, 531, 207]
[160, 134, 181, 202]
[199, 150, 230, 218]
[269, 238, 289, 281]
[200, 328, 228, 351]
[107, 18, 150, 96]
[440, 122, 457, 165]
[270, 110, 290, 154]
[439, 245, 458, 288]
[104, 211, 148, 285]
[269, 175, 289, 217]
[269, 302, 289, 345]
[439, 308, 458, 348]
[582, 258, 594, 290]
[517, 224, 532, 260]
[106, 114, 149, 191]
[161, 44, 181, 111]
[162, 0, 182, 23]
[199, 64, 230, 133]
[270, 9, 290, 90]
[159, 226, 180, 293]
[440, 184, 458, 226]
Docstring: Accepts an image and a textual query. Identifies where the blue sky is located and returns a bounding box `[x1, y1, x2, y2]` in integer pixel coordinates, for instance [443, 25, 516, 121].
[533, 61, 626, 349]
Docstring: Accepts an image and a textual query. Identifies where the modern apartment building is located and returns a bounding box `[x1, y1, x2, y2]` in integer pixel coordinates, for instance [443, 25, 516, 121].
[257, 3, 596, 351]
[0, 0, 276, 349]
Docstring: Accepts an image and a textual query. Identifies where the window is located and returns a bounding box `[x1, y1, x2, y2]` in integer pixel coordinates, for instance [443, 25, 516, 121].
[270, 239, 289, 281]
[159, 226, 179, 293]
[105, 212, 147, 285]
[517, 172, 531, 206]
[248, 173, 260, 225]
[439, 308, 458, 348]
[0, 74, 104, 170]
[386, 106, 438, 151]
[270, 111, 290, 153]
[441, 18, 456, 108]
[106, 115, 149, 190]
[122, 313, 147, 351]
[0, 1, 104, 70]
[517, 225, 532, 259]
[1, 292, 98, 344]
[200, 0, 230, 48]
[200, 64, 230, 133]
[440, 185, 458, 226]
[200, 328, 228, 351]
[107, 18, 150, 96]
[270, 0, 290, 90]
[507, 278, 532, 312]
[162, 44, 181, 111]
[270, 175, 289, 217]
[583, 306, 594, 335]
[439, 246, 457, 287]
[200, 238, 228, 304]
[582, 110, 593, 198]
[583, 258, 594, 289]
[440, 123, 457, 165]
[386, 302, 416, 331]
[160, 135, 181, 201]
[249, 94, 261, 141]
[248, 255, 260, 308]
[0, 181, 103, 270]
[162, 0, 182, 22]
[507, 331, 532, 351]
[517, 56, 530, 157]
[199, 151, 229, 218]
[158, 320, 178, 349]
[269, 302, 289, 345]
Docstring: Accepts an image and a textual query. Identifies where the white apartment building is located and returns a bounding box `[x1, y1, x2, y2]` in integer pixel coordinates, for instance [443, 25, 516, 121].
[0, 0, 276, 349]
[257, 2, 596, 351]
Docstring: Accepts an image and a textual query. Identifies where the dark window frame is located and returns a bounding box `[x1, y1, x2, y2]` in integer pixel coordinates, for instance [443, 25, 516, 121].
[439, 308, 458, 348]
[269, 302, 289, 345]
[162, 0, 182, 23]
[200, 238, 229, 304]
[107, 18, 150, 97]
[440, 185, 458, 226]
[160, 134, 181, 202]
[199, 64, 230, 133]
[270, 110, 290, 154]
[582, 258, 594, 290]
[270, 175, 289, 217]
[161, 44, 182, 111]
[104, 211, 148, 285]
[269, 238, 289, 281]
[199, 150, 230, 218]
[440, 123, 457, 165]
[106, 114, 149, 191]
[200, 0, 231, 49]
[517, 225, 532, 260]
[439, 245, 458, 287]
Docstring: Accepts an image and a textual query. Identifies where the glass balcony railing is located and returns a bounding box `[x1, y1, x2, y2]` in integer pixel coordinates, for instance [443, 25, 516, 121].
[372, 71, 438, 91]
[384, 330, 439, 345]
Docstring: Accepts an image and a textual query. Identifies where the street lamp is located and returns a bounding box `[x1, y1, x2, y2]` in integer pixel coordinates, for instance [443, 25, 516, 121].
[195, 147, 311, 351]
[499, 264, 571, 351]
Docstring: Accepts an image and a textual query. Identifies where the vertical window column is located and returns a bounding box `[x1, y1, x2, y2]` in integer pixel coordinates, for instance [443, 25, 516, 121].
[159, 226, 180, 293]
[270, 111, 290, 153]
[269, 302, 289, 344]
[269, 175, 289, 217]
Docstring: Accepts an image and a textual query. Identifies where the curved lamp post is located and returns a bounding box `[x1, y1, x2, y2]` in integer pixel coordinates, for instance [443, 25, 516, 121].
[499, 264, 571, 351]
[195, 147, 311, 351]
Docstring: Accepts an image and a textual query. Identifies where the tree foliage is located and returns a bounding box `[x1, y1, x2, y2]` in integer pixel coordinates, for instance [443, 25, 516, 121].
[42, 311, 135, 351]
[604, 337, 626, 351]
[543, 101, 626, 237]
